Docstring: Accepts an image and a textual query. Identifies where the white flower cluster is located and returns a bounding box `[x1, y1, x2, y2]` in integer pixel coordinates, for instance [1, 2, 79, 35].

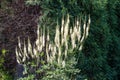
[16, 14, 91, 68]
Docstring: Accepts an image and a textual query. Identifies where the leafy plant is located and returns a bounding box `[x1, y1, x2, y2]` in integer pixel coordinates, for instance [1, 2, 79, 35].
[0, 49, 13, 80]
[15, 14, 90, 80]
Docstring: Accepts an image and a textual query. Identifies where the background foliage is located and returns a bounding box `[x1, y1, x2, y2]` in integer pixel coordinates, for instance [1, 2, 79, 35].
[0, 0, 120, 80]
[26, 0, 120, 80]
